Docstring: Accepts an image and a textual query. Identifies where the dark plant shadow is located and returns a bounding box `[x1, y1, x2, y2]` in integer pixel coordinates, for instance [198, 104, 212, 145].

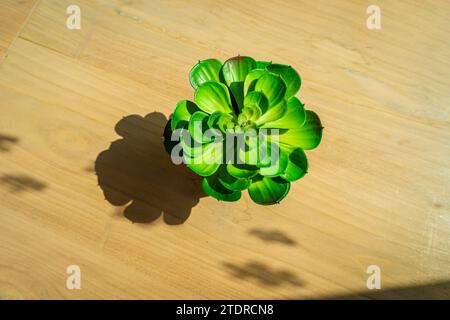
[0, 134, 19, 152]
[248, 228, 297, 246]
[0, 174, 47, 192]
[94, 112, 205, 225]
[319, 280, 450, 300]
[223, 261, 303, 287]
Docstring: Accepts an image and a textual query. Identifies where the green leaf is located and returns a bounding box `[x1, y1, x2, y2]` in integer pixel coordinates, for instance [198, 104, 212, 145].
[243, 69, 270, 96]
[254, 134, 280, 168]
[266, 64, 301, 98]
[181, 127, 220, 160]
[202, 173, 242, 201]
[243, 91, 268, 114]
[227, 163, 259, 179]
[188, 111, 210, 144]
[239, 106, 261, 123]
[261, 96, 305, 129]
[259, 147, 288, 177]
[206, 111, 224, 135]
[194, 82, 234, 114]
[236, 140, 259, 166]
[185, 142, 222, 176]
[208, 112, 236, 133]
[256, 60, 272, 69]
[221, 56, 257, 85]
[280, 147, 308, 182]
[248, 176, 290, 205]
[255, 99, 287, 126]
[218, 166, 251, 191]
[221, 56, 257, 111]
[189, 59, 222, 90]
[254, 73, 286, 107]
[277, 110, 323, 150]
[179, 128, 200, 157]
[187, 161, 221, 177]
[171, 100, 199, 130]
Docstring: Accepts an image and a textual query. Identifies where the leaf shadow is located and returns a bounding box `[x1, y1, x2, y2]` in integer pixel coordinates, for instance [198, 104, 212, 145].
[223, 261, 304, 288]
[0, 174, 47, 193]
[0, 134, 19, 152]
[94, 112, 206, 225]
[248, 228, 297, 246]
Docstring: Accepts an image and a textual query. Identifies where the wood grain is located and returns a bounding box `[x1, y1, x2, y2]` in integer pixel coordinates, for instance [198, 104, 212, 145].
[0, 0, 37, 57]
[0, 0, 449, 299]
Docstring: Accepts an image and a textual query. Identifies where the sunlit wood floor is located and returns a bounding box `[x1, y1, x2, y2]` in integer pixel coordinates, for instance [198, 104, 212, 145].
[0, 0, 449, 299]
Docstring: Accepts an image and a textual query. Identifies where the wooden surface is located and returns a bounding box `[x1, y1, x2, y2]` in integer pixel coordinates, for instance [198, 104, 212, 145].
[0, 0, 449, 299]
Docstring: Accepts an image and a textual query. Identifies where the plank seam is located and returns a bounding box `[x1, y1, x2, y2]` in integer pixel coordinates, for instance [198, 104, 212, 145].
[0, 0, 42, 63]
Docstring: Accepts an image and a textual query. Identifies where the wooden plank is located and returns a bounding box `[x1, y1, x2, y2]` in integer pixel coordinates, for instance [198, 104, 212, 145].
[0, 0, 37, 58]
[0, 0, 449, 299]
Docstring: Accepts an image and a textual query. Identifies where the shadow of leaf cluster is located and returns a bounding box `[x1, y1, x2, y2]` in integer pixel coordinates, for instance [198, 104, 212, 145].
[95, 112, 205, 225]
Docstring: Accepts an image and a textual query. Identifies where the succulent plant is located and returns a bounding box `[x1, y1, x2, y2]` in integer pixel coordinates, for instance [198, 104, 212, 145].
[163, 56, 323, 205]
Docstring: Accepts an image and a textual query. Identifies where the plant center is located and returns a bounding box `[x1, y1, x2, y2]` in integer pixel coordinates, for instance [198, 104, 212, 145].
[236, 114, 256, 131]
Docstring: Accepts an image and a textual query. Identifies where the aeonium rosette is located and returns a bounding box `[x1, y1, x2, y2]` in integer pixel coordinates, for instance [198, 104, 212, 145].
[163, 56, 323, 205]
